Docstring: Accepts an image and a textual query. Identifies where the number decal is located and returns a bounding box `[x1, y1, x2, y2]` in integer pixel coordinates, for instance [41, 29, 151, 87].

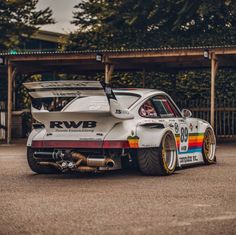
[180, 127, 188, 142]
[179, 125, 189, 152]
[175, 123, 179, 133]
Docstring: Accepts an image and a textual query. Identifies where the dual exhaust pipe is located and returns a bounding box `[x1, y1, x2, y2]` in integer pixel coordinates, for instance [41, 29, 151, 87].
[71, 152, 115, 168]
[34, 151, 115, 172]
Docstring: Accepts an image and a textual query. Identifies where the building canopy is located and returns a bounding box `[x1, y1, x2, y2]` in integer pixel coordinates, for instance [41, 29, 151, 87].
[1, 45, 236, 143]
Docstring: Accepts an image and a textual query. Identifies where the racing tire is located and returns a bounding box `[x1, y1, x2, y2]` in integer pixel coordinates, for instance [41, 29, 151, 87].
[137, 131, 177, 176]
[202, 128, 216, 164]
[27, 147, 60, 174]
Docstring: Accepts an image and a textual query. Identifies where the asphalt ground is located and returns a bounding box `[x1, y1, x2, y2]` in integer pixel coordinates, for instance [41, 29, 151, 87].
[0, 142, 235, 235]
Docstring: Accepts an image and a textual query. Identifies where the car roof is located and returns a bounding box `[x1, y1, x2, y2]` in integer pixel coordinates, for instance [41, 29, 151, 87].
[114, 88, 165, 97]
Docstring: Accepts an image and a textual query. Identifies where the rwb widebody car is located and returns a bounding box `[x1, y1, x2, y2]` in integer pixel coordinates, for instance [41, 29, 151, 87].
[24, 81, 216, 176]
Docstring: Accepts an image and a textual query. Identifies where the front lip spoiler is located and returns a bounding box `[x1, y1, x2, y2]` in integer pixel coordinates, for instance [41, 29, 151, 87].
[31, 140, 130, 149]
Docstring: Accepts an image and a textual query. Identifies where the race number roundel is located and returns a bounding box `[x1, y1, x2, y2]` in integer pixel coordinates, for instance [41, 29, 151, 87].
[179, 124, 189, 152]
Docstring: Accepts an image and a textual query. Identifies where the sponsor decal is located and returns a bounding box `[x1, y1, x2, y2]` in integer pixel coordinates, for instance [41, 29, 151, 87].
[54, 129, 94, 133]
[189, 123, 193, 131]
[51, 91, 81, 96]
[115, 109, 129, 115]
[50, 121, 97, 129]
[176, 132, 204, 154]
[179, 155, 198, 164]
[40, 81, 92, 88]
[127, 132, 139, 148]
[96, 133, 103, 136]
[127, 137, 139, 148]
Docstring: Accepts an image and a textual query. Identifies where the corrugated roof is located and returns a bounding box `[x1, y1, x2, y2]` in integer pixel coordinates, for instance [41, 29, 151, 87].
[1, 45, 236, 56]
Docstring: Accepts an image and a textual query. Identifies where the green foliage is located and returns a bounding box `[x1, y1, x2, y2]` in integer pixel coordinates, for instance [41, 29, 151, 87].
[66, 0, 236, 104]
[68, 0, 236, 50]
[0, 0, 54, 50]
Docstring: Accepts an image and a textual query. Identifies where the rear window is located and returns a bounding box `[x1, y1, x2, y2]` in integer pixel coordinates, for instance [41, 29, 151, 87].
[63, 94, 140, 112]
[115, 94, 140, 109]
[63, 96, 109, 112]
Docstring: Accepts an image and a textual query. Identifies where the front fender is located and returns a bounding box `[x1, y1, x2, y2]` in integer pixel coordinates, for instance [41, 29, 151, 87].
[198, 120, 216, 144]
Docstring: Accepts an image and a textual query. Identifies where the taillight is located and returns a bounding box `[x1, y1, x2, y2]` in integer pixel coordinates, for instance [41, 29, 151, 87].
[102, 140, 130, 148]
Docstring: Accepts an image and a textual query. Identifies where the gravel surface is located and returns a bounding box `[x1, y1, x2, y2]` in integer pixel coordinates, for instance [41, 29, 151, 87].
[0, 142, 235, 235]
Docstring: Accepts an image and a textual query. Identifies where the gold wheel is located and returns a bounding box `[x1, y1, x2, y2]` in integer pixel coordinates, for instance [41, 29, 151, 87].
[161, 131, 176, 172]
[203, 128, 216, 163]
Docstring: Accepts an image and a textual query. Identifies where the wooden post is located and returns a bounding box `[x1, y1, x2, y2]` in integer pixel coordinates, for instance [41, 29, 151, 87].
[105, 63, 114, 84]
[7, 62, 13, 144]
[12, 69, 17, 110]
[210, 53, 218, 128]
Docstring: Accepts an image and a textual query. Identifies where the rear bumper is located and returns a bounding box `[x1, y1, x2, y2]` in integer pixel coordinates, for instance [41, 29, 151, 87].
[31, 140, 131, 149]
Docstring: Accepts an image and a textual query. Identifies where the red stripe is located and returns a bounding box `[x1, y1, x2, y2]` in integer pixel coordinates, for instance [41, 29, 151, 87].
[32, 140, 130, 149]
[176, 142, 203, 148]
[188, 142, 203, 148]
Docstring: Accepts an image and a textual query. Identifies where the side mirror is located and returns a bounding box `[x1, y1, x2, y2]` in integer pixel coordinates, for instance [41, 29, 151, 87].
[181, 109, 192, 118]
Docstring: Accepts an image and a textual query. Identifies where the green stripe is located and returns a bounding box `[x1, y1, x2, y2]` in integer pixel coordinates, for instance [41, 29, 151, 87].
[175, 133, 204, 137]
[189, 133, 204, 137]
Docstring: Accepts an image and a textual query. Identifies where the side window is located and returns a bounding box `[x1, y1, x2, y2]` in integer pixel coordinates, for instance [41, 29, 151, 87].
[152, 95, 180, 118]
[139, 99, 158, 118]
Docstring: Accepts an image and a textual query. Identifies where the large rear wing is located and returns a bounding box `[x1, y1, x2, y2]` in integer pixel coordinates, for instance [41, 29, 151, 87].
[23, 80, 105, 98]
[23, 80, 134, 120]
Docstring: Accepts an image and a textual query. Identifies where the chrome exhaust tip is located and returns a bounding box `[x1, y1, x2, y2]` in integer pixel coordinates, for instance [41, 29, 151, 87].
[86, 158, 115, 168]
[105, 159, 115, 168]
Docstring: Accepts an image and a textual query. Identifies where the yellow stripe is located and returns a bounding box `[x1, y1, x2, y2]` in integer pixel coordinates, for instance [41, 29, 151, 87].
[175, 136, 204, 143]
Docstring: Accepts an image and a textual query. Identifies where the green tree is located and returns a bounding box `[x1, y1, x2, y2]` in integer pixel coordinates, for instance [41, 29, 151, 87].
[0, 0, 54, 50]
[68, 0, 236, 50]
[67, 0, 236, 102]
[68, 0, 161, 50]
[171, 0, 236, 45]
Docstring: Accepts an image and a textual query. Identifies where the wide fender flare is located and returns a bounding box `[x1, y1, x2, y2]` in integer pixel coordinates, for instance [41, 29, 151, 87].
[136, 125, 177, 149]
[27, 128, 45, 147]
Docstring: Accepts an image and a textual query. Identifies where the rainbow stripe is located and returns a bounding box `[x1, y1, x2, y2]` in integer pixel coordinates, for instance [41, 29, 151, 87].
[175, 133, 204, 154]
[127, 136, 139, 148]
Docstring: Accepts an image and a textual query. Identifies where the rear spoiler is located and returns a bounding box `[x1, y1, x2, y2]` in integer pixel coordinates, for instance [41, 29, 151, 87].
[24, 80, 105, 98]
[23, 80, 134, 120]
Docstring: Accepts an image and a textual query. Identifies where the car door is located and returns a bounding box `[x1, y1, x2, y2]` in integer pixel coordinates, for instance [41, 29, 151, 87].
[154, 95, 202, 165]
[151, 95, 195, 165]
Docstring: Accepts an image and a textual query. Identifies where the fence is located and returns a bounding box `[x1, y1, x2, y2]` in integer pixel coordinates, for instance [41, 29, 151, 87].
[0, 102, 6, 140]
[177, 99, 236, 138]
[0, 99, 236, 140]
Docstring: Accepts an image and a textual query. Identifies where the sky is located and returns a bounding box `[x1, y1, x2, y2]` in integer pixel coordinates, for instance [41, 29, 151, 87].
[37, 0, 80, 33]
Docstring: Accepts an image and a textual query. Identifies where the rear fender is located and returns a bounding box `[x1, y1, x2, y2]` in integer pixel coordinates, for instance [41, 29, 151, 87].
[136, 120, 177, 148]
[27, 128, 46, 147]
[136, 122, 181, 166]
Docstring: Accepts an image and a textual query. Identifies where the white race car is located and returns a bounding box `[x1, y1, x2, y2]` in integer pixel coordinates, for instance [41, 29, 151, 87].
[24, 81, 216, 176]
